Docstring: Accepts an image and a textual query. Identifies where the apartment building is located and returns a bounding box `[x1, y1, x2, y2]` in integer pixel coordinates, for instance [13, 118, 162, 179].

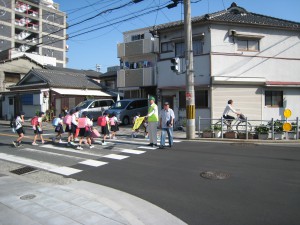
[117, 2, 300, 126]
[117, 27, 159, 99]
[0, 0, 67, 67]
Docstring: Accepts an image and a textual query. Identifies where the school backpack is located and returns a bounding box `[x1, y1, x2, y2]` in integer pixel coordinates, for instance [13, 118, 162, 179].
[78, 118, 87, 128]
[97, 116, 106, 126]
[63, 114, 72, 125]
[31, 116, 39, 126]
[110, 117, 115, 126]
[10, 119, 16, 128]
[52, 117, 60, 127]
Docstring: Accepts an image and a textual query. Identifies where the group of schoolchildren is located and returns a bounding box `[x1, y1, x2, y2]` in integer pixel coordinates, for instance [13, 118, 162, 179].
[52, 107, 120, 150]
[11, 108, 150, 149]
[11, 107, 120, 150]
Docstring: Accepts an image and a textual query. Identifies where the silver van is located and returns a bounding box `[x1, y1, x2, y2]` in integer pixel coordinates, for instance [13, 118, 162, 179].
[75, 99, 114, 119]
[105, 98, 148, 125]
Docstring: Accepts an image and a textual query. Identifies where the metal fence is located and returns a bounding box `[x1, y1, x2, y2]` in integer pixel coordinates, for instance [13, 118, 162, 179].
[197, 116, 300, 140]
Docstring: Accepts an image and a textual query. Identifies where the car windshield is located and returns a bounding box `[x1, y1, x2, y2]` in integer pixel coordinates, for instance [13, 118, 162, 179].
[111, 101, 130, 109]
[76, 100, 92, 109]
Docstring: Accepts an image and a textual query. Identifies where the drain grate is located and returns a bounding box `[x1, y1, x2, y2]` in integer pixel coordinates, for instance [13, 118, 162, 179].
[200, 171, 230, 180]
[10, 166, 37, 175]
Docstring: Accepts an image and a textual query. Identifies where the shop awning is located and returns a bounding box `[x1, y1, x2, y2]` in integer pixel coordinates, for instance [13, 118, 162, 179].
[51, 88, 111, 97]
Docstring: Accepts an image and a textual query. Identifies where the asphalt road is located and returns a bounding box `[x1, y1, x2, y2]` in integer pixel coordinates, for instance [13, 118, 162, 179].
[70, 141, 300, 225]
[1, 125, 300, 225]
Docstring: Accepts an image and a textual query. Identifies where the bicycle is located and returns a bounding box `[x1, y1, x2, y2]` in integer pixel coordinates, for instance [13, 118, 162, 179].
[214, 114, 252, 133]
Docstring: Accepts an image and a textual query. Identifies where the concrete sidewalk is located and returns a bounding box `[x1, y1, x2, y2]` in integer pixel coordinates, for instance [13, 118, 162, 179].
[0, 171, 186, 225]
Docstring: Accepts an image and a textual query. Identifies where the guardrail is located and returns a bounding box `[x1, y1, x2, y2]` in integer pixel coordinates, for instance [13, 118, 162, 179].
[197, 116, 300, 140]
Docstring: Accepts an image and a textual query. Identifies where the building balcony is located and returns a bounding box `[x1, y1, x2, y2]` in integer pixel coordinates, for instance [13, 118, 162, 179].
[117, 67, 156, 88]
[117, 38, 159, 58]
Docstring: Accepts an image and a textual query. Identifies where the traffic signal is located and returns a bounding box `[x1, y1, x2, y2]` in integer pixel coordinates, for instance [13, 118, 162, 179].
[170, 57, 180, 72]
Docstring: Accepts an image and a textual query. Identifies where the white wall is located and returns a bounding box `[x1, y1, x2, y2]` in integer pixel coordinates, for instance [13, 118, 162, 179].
[157, 55, 211, 88]
[263, 88, 300, 121]
[210, 25, 300, 82]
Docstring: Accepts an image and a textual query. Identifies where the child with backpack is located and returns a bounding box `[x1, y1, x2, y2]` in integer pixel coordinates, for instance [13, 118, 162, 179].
[52, 114, 64, 143]
[110, 112, 119, 139]
[76, 112, 94, 150]
[32, 111, 45, 145]
[98, 112, 109, 145]
[65, 109, 77, 146]
[12, 111, 25, 147]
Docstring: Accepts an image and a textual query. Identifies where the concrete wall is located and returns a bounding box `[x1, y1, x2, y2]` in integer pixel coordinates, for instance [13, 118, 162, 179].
[210, 24, 300, 82]
[0, 58, 43, 92]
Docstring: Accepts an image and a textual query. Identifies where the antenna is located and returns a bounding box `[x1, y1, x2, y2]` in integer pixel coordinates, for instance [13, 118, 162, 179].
[96, 64, 101, 72]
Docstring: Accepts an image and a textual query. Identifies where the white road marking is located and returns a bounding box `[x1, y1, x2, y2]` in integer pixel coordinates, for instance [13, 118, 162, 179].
[23, 148, 87, 160]
[121, 149, 146, 155]
[0, 153, 82, 176]
[79, 160, 108, 167]
[137, 146, 158, 150]
[50, 167, 82, 176]
[40, 144, 102, 157]
[0, 153, 57, 170]
[103, 154, 129, 160]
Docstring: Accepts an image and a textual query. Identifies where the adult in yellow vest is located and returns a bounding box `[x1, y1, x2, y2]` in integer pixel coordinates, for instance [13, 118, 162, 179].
[146, 96, 158, 147]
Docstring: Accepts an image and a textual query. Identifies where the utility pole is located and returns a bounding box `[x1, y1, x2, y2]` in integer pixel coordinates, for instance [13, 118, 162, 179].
[184, 0, 195, 139]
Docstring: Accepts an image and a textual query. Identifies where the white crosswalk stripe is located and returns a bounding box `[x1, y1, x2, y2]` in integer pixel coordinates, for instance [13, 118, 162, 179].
[79, 160, 108, 167]
[121, 149, 146, 154]
[23, 148, 88, 160]
[1, 134, 177, 175]
[40, 144, 103, 157]
[103, 154, 129, 160]
[49, 167, 82, 176]
[138, 146, 158, 150]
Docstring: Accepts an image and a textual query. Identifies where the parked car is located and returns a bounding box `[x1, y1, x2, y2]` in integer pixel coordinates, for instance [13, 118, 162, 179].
[105, 98, 148, 125]
[75, 99, 114, 119]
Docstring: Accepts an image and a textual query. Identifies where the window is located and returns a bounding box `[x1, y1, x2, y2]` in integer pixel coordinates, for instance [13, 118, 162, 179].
[193, 40, 204, 55]
[4, 72, 21, 83]
[131, 34, 144, 41]
[179, 90, 208, 109]
[21, 94, 33, 105]
[265, 91, 283, 107]
[161, 42, 173, 53]
[175, 42, 185, 57]
[237, 39, 259, 51]
[175, 40, 204, 57]
[99, 101, 108, 107]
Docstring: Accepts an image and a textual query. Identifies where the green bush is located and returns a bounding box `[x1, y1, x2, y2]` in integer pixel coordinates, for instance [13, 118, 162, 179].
[255, 124, 270, 134]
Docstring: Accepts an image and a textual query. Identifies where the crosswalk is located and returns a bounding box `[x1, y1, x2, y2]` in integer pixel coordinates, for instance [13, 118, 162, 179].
[0, 136, 182, 177]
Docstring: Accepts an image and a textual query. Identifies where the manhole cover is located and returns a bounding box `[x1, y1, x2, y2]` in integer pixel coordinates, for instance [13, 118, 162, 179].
[20, 194, 36, 200]
[10, 166, 37, 175]
[200, 171, 230, 180]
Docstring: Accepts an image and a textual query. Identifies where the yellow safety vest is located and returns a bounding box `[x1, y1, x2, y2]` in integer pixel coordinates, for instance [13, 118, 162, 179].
[148, 104, 158, 122]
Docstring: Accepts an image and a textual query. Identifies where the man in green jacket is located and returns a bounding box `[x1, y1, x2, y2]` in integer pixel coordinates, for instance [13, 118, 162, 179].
[146, 96, 158, 147]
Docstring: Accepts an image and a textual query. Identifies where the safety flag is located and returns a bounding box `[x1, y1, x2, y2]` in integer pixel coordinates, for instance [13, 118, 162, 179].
[132, 116, 144, 130]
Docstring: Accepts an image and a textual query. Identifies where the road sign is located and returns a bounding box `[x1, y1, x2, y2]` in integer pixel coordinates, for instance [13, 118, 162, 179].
[283, 122, 292, 132]
[284, 109, 292, 118]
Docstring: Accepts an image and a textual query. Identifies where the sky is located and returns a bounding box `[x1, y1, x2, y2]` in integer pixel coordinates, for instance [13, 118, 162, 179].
[54, 0, 300, 72]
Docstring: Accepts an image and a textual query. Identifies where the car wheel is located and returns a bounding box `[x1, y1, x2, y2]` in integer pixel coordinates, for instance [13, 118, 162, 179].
[122, 116, 130, 125]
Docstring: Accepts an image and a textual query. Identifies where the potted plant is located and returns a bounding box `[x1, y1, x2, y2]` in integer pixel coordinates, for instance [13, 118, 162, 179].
[255, 124, 270, 140]
[202, 128, 214, 138]
[288, 122, 299, 139]
[213, 124, 222, 138]
[238, 132, 254, 139]
[272, 120, 284, 140]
